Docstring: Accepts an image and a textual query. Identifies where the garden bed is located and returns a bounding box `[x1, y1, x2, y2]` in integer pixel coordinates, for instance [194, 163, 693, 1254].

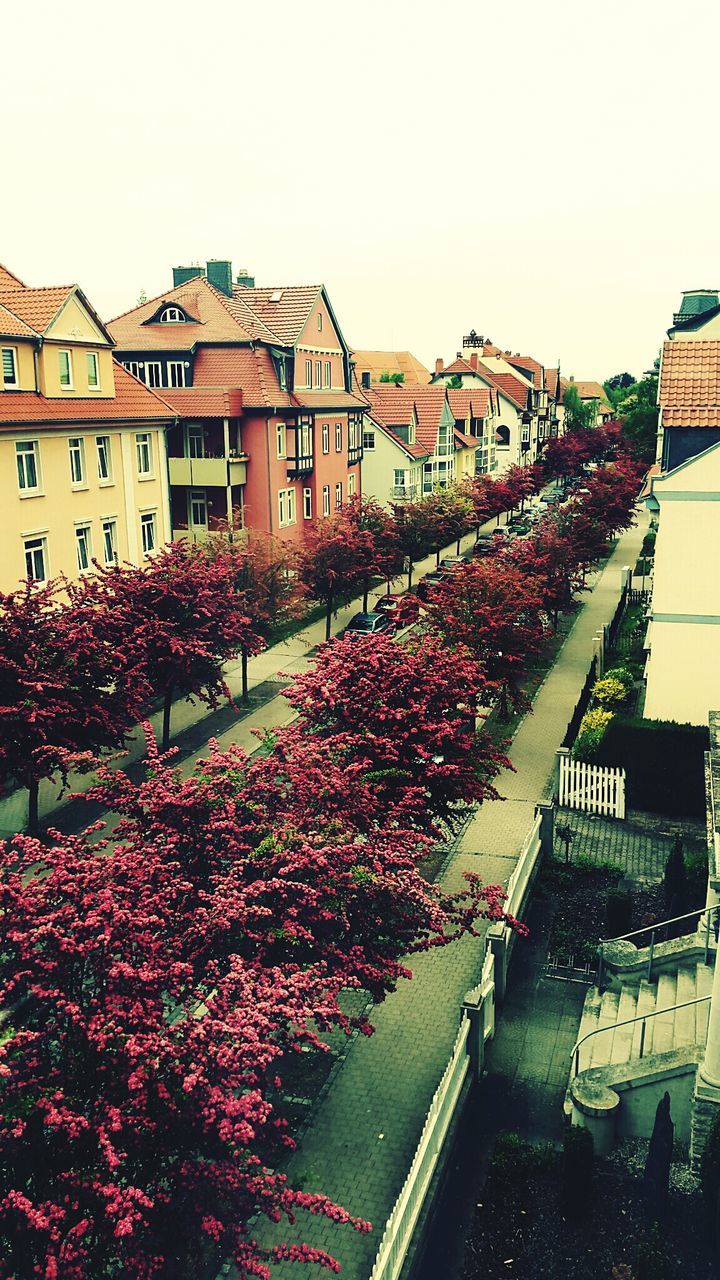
[461, 1133, 715, 1279]
[536, 857, 665, 966]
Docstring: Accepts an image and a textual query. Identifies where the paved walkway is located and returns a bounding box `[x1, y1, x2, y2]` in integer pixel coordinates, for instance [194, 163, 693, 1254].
[252, 514, 648, 1278]
[554, 807, 683, 882]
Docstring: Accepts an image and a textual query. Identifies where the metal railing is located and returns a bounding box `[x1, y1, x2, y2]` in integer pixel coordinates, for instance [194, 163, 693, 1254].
[571, 993, 711, 1078]
[597, 904, 719, 987]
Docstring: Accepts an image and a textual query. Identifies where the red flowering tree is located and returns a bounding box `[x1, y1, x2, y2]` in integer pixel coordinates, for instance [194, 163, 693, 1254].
[390, 499, 439, 588]
[506, 518, 586, 630]
[427, 560, 547, 718]
[95, 542, 260, 749]
[297, 509, 376, 639]
[345, 495, 404, 607]
[428, 486, 474, 561]
[0, 577, 142, 833]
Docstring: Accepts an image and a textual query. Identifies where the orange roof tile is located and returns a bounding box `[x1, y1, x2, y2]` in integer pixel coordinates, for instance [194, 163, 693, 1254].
[350, 350, 431, 385]
[454, 428, 478, 448]
[503, 353, 544, 388]
[0, 362, 173, 429]
[659, 340, 720, 426]
[191, 346, 292, 409]
[291, 390, 366, 411]
[572, 380, 607, 401]
[365, 384, 449, 452]
[474, 361, 529, 410]
[109, 276, 259, 348]
[0, 286, 74, 335]
[0, 303, 37, 339]
[441, 356, 478, 377]
[0, 264, 26, 289]
[158, 386, 243, 418]
[446, 388, 492, 420]
[365, 412, 430, 460]
[234, 284, 322, 345]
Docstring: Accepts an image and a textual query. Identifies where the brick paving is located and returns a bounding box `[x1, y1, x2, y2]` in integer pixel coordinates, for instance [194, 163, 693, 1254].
[555, 807, 681, 882]
[250, 515, 648, 1279]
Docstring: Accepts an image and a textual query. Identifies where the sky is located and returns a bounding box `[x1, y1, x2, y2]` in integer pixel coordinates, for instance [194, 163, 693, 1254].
[4, 0, 720, 382]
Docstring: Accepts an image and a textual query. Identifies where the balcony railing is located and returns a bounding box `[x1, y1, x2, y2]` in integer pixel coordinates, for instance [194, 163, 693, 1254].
[168, 455, 248, 487]
[348, 445, 363, 465]
[390, 484, 419, 501]
[287, 452, 314, 478]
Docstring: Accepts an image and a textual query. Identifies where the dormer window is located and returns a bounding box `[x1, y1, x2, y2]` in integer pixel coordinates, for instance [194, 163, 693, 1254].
[160, 307, 185, 323]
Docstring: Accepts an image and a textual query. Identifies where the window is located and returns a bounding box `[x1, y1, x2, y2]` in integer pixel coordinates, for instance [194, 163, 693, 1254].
[362, 430, 375, 451]
[305, 359, 312, 387]
[278, 487, 296, 528]
[335, 422, 342, 452]
[322, 423, 330, 454]
[394, 468, 406, 488]
[136, 433, 152, 476]
[145, 362, 162, 389]
[317, 312, 323, 332]
[303, 487, 312, 519]
[160, 307, 185, 323]
[324, 360, 331, 388]
[348, 473, 356, 498]
[335, 482, 342, 510]
[68, 437, 86, 486]
[58, 350, 73, 388]
[299, 421, 312, 460]
[278, 360, 287, 390]
[87, 352, 100, 389]
[167, 361, 186, 388]
[187, 425, 205, 458]
[102, 519, 117, 565]
[189, 490, 207, 527]
[276, 423, 287, 458]
[322, 485, 330, 517]
[95, 435, 112, 482]
[16, 440, 40, 492]
[75, 524, 92, 572]
[24, 535, 47, 582]
[124, 361, 143, 379]
[2, 347, 18, 388]
[141, 512, 157, 555]
[521, 424, 530, 444]
[315, 361, 322, 388]
[496, 424, 510, 447]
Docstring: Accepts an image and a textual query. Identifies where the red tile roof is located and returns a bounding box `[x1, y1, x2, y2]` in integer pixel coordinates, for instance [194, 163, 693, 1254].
[474, 361, 529, 410]
[440, 356, 478, 377]
[291, 390, 366, 411]
[0, 302, 37, 339]
[572, 380, 607, 401]
[446, 388, 493, 420]
[0, 361, 173, 428]
[544, 367, 560, 398]
[0, 264, 26, 289]
[109, 277, 258, 348]
[234, 284, 322, 345]
[365, 413, 430, 460]
[350, 350, 432, 385]
[454, 428, 478, 449]
[503, 353, 544, 388]
[157, 387, 243, 418]
[659, 339, 720, 427]
[190, 346, 292, 409]
[0, 285, 75, 335]
[365, 384, 450, 452]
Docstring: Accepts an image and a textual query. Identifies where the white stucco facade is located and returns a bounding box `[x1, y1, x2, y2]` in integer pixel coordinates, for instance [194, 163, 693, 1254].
[359, 415, 427, 507]
[644, 441, 720, 726]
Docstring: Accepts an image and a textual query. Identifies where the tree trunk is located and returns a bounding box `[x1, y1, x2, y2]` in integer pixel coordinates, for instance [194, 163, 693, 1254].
[407, 562, 414, 590]
[325, 593, 333, 641]
[435, 547, 441, 567]
[241, 645, 249, 704]
[456, 536, 462, 555]
[27, 777, 39, 836]
[162, 686, 173, 752]
[362, 580, 369, 612]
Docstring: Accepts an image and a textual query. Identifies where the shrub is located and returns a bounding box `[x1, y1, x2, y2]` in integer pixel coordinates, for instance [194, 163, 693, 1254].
[562, 1123, 593, 1216]
[595, 718, 709, 817]
[572, 707, 614, 760]
[605, 665, 635, 692]
[635, 1224, 669, 1280]
[686, 848, 709, 906]
[606, 888, 633, 937]
[593, 676, 629, 708]
[642, 530, 656, 557]
[664, 835, 688, 916]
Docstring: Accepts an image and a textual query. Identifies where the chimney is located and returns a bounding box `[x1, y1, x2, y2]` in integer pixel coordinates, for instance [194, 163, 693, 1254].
[173, 264, 204, 287]
[435, 357, 444, 374]
[470, 353, 478, 370]
[673, 288, 720, 326]
[206, 259, 233, 297]
[569, 375, 575, 382]
[236, 268, 255, 288]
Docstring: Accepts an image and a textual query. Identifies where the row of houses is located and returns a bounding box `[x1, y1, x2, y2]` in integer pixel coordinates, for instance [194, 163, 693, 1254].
[0, 255, 606, 592]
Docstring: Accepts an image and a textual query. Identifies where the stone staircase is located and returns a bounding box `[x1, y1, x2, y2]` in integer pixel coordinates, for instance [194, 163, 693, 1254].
[574, 961, 713, 1075]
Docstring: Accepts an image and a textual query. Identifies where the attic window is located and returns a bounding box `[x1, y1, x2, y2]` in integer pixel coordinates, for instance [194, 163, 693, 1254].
[269, 290, 283, 303]
[160, 307, 186, 323]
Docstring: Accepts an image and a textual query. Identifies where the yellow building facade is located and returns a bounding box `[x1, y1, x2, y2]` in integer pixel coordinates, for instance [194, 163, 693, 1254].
[0, 266, 173, 592]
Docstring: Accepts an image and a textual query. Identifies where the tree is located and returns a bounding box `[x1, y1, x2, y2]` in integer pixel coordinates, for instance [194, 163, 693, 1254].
[390, 498, 438, 588]
[429, 486, 474, 561]
[95, 542, 259, 750]
[379, 371, 404, 384]
[447, 374, 463, 389]
[507, 519, 585, 630]
[563, 383, 598, 433]
[426, 560, 547, 718]
[603, 372, 635, 408]
[618, 372, 659, 462]
[297, 509, 376, 640]
[345, 494, 404, 608]
[0, 577, 143, 833]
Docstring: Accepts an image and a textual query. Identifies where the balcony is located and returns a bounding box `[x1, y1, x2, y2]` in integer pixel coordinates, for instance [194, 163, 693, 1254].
[348, 444, 363, 465]
[390, 484, 419, 501]
[287, 452, 314, 478]
[168, 455, 248, 487]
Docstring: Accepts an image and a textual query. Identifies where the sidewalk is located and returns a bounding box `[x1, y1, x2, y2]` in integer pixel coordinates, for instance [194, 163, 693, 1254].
[252, 513, 647, 1279]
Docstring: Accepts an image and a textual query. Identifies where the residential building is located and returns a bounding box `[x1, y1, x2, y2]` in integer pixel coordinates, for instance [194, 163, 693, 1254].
[446, 387, 496, 475]
[362, 384, 476, 505]
[432, 349, 538, 471]
[351, 350, 431, 389]
[0, 264, 172, 593]
[109, 261, 365, 545]
[358, 409, 430, 506]
[657, 294, 720, 472]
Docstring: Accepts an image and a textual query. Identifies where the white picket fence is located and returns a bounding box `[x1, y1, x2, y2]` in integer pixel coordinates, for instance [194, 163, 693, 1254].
[506, 813, 543, 918]
[558, 751, 626, 819]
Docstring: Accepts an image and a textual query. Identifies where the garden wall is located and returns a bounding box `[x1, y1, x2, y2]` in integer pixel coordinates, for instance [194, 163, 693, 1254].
[595, 717, 709, 818]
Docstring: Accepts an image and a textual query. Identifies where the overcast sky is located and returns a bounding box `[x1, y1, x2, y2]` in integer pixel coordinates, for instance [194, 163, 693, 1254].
[4, 0, 719, 382]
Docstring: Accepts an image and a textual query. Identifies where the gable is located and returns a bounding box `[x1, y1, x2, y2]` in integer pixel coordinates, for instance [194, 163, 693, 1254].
[296, 289, 343, 352]
[654, 437, 720, 494]
[46, 292, 112, 346]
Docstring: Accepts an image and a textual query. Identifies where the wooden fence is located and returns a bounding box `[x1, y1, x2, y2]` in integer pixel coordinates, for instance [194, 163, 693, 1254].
[557, 750, 626, 819]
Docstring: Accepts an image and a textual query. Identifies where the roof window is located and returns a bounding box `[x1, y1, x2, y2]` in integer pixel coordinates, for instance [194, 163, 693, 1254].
[160, 306, 186, 323]
[269, 290, 283, 302]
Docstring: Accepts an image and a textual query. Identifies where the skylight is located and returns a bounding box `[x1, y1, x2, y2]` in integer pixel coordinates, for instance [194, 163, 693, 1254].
[269, 290, 283, 303]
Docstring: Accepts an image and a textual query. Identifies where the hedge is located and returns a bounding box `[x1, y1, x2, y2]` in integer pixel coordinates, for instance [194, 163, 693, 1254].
[594, 717, 709, 817]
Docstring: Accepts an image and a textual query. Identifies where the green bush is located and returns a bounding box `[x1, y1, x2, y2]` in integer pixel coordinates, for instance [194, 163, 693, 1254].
[686, 848, 709, 905]
[595, 718, 709, 817]
[635, 1224, 669, 1280]
[572, 707, 614, 760]
[664, 835, 688, 916]
[606, 888, 633, 937]
[593, 676, 629, 708]
[642, 530, 657, 557]
[562, 1124, 593, 1216]
[605, 665, 635, 692]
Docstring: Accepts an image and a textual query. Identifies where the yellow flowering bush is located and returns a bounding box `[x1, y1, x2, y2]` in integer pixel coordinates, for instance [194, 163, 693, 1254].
[592, 676, 628, 708]
[572, 707, 614, 761]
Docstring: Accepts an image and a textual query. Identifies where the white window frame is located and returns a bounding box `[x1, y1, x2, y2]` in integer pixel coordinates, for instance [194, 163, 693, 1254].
[167, 361, 186, 389]
[315, 360, 322, 389]
[335, 482, 342, 510]
[276, 423, 287, 459]
[145, 361, 162, 389]
[278, 360, 287, 390]
[187, 424, 205, 459]
[141, 511, 157, 556]
[16, 440, 41, 493]
[348, 473, 356, 498]
[75, 523, 92, 573]
[86, 351, 100, 390]
[322, 423, 330, 454]
[68, 437, 86, 487]
[317, 312, 323, 332]
[324, 360, 331, 388]
[136, 433, 153, 477]
[102, 518, 117, 565]
[124, 361, 143, 379]
[96, 435, 112, 483]
[189, 489, 208, 528]
[23, 534, 48, 582]
[335, 422, 342, 452]
[305, 359, 312, 388]
[2, 346, 19, 388]
[362, 429, 375, 451]
[278, 487, 297, 529]
[322, 485, 330, 517]
[521, 423, 530, 444]
[58, 349, 73, 389]
[160, 307, 185, 323]
[303, 487, 312, 519]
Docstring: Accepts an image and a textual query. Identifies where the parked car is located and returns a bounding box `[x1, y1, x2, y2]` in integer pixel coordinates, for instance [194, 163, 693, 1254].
[343, 611, 396, 639]
[472, 539, 494, 557]
[440, 556, 466, 572]
[417, 571, 449, 601]
[374, 593, 421, 627]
